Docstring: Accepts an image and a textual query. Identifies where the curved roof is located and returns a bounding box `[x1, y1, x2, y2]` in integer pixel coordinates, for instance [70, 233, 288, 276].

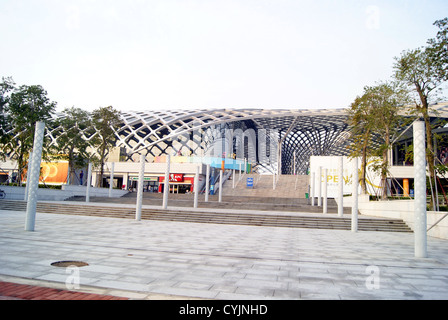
[4, 102, 448, 175]
[117, 107, 350, 155]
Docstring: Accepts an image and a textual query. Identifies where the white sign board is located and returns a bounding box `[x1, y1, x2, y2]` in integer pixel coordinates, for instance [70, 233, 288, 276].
[309, 156, 382, 198]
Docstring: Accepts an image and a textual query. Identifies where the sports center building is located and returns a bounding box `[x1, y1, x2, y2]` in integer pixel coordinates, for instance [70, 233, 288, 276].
[2, 103, 448, 196]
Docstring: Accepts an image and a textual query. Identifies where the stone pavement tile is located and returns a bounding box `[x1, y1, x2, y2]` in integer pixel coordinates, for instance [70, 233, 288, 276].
[149, 286, 218, 299]
[235, 278, 288, 291]
[91, 279, 152, 292]
[234, 286, 275, 298]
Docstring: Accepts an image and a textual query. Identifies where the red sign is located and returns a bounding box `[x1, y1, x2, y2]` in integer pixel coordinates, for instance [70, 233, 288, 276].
[169, 174, 184, 182]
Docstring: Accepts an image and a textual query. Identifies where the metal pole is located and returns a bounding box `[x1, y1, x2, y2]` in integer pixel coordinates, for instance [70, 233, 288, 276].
[311, 172, 315, 206]
[414, 121, 427, 258]
[232, 169, 235, 189]
[317, 166, 322, 206]
[194, 165, 199, 208]
[338, 156, 344, 217]
[219, 170, 223, 203]
[352, 157, 358, 232]
[162, 155, 170, 209]
[294, 151, 296, 175]
[136, 154, 145, 220]
[24, 151, 33, 201]
[273, 173, 276, 190]
[205, 164, 210, 202]
[109, 162, 115, 198]
[323, 168, 328, 214]
[86, 162, 92, 202]
[25, 122, 45, 232]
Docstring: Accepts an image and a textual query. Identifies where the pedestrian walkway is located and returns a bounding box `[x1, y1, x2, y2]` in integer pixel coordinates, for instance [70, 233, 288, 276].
[1, 206, 448, 300]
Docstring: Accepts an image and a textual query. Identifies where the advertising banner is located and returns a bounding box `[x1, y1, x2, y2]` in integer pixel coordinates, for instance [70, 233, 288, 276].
[23, 161, 69, 185]
[309, 156, 381, 198]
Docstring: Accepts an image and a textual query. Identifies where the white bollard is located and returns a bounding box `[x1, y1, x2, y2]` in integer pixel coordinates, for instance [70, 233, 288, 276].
[162, 155, 170, 209]
[323, 168, 328, 214]
[338, 157, 344, 217]
[25, 122, 45, 232]
[194, 165, 199, 208]
[351, 158, 358, 232]
[317, 166, 322, 206]
[273, 173, 276, 190]
[109, 162, 115, 198]
[205, 164, 210, 202]
[86, 162, 92, 202]
[413, 121, 427, 258]
[311, 172, 315, 206]
[219, 170, 223, 203]
[135, 154, 145, 220]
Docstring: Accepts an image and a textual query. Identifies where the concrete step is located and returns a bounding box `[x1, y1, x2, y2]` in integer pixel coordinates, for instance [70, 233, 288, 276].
[223, 174, 310, 199]
[0, 200, 413, 233]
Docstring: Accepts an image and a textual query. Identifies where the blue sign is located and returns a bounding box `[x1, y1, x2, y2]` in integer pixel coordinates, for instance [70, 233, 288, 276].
[246, 177, 254, 188]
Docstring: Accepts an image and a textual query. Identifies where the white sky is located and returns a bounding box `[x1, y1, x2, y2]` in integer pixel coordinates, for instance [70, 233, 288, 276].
[1, 0, 447, 112]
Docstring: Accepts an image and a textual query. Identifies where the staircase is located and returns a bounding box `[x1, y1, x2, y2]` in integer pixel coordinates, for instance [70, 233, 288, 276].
[0, 200, 412, 233]
[223, 174, 309, 199]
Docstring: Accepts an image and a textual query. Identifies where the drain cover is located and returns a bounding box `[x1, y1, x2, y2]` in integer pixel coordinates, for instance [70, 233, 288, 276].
[51, 261, 89, 268]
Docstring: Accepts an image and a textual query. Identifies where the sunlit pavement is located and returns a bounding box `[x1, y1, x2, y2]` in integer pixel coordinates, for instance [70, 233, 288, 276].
[1, 209, 448, 300]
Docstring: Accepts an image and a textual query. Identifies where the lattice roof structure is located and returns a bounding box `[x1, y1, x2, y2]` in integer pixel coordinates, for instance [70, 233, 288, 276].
[113, 102, 448, 174]
[4, 102, 448, 175]
[112, 108, 354, 174]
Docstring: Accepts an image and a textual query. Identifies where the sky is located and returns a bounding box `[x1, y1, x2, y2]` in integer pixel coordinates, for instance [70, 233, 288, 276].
[1, 0, 447, 113]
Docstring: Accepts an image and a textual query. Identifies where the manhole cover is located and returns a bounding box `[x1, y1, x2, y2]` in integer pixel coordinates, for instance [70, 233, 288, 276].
[51, 261, 89, 268]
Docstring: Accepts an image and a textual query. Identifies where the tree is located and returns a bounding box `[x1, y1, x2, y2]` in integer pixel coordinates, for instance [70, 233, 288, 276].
[90, 106, 121, 187]
[0, 77, 15, 161]
[51, 107, 93, 185]
[393, 19, 447, 209]
[4, 84, 56, 185]
[347, 91, 376, 194]
[427, 18, 448, 82]
[367, 81, 410, 199]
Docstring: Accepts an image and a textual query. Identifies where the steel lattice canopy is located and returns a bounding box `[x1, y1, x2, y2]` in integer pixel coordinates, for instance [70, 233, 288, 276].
[4, 102, 448, 175]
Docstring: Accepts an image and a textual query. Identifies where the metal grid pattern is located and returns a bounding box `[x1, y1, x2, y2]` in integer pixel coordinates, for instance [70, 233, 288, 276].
[3, 103, 448, 175]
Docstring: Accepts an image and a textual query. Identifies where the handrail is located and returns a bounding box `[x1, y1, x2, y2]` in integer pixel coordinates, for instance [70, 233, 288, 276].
[427, 212, 448, 232]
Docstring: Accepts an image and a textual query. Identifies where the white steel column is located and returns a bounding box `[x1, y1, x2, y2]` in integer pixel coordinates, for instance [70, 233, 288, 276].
[205, 164, 210, 202]
[25, 122, 45, 232]
[194, 165, 199, 208]
[317, 166, 322, 206]
[86, 162, 92, 202]
[323, 168, 328, 214]
[135, 154, 145, 221]
[109, 162, 115, 198]
[414, 121, 427, 258]
[162, 155, 170, 209]
[273, 173, 276, 190]
[351, 157, 358, 232]
[24, 151, 33, 201]
[219, 170, 223, 203]
[338, 156, 344, 217]
[310, 172, 315, 206]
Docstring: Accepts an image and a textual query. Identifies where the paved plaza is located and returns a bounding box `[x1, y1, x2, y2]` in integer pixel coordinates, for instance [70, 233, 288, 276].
[1, 206, 448, 300]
